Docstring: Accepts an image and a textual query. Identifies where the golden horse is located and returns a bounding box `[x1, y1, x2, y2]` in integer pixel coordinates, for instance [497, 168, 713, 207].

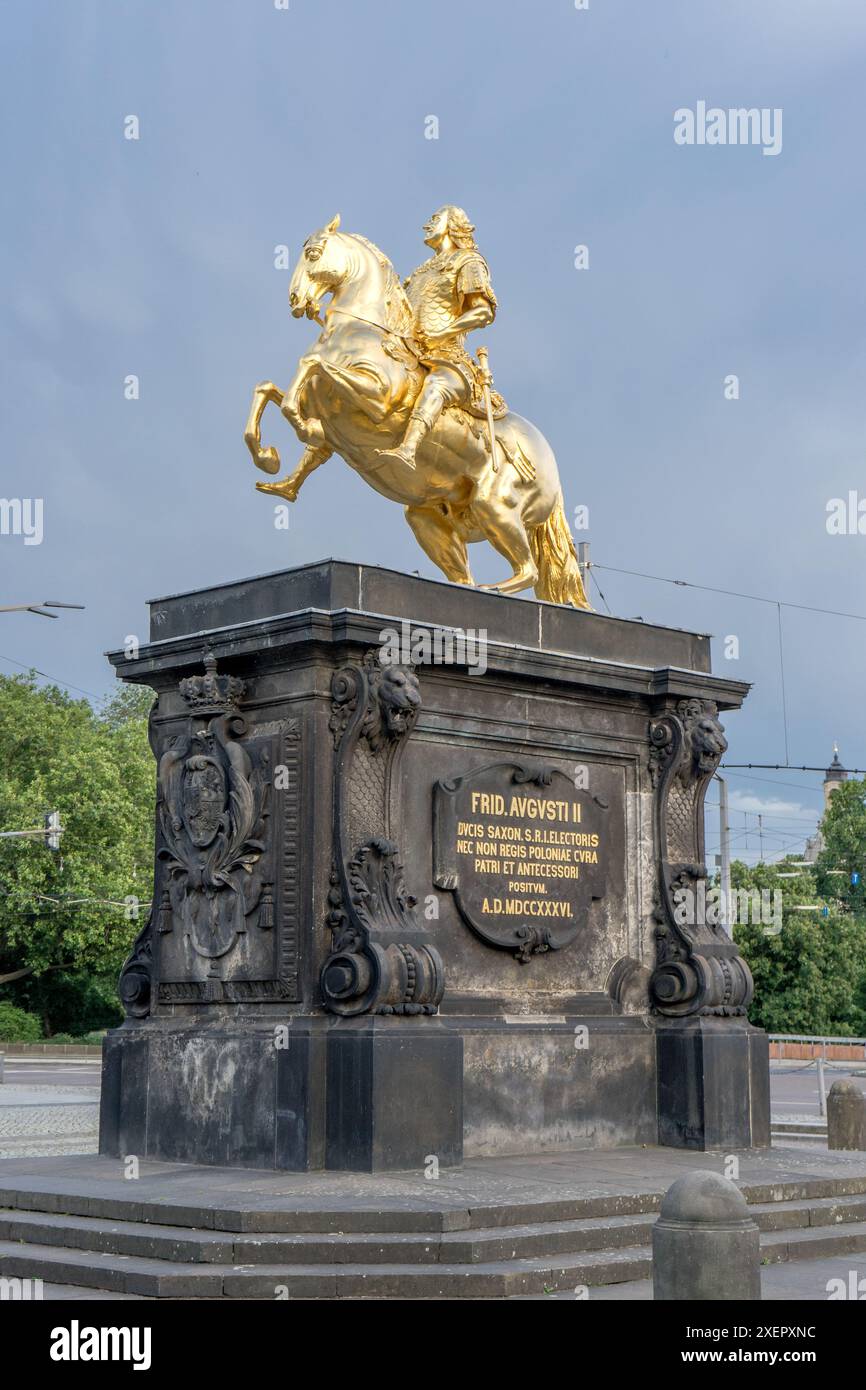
[244, 216, 589, 607]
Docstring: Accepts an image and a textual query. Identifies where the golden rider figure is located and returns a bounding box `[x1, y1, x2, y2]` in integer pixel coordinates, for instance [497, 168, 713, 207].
[375, 205, 497, 470]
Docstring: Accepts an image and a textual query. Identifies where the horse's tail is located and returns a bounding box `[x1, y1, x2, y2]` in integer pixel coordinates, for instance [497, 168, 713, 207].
[530, 497, 592, 609]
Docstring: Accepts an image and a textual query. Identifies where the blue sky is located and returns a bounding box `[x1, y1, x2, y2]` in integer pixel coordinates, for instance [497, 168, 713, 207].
[2, 0, 866, 860]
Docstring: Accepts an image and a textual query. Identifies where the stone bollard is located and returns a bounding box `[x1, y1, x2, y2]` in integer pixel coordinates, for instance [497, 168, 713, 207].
[827, 1080, 866, 1151]
[653, 1170, 761, 1300]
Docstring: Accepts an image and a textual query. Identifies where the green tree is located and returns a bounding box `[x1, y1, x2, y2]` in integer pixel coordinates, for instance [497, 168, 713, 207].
[732, 858, 866, 1036]
[0, 675, 154, 1033]
[815, 776, 866, 912]
[0, 1001, 42, 1042]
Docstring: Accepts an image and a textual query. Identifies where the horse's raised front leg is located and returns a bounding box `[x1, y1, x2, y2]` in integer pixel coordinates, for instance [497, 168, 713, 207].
[244, 381, 284, 474]
[256, 445, 332, 502]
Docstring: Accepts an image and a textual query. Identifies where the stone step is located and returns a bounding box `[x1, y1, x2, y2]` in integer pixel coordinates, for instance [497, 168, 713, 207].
[4, 1208, 866, 1298]
[3, 1193, 866, 1267]
[0, 1185, 656, 1232]
[749, 1193, 866, 1232]
[0, 1210, 234, 1264]
[4, 1172, 866, 1235]
[771, 1121, 827, 1136]
[761, 1220, 866, 1264]
[770, 1131, 826, 1143]
[0, 1207, 657, 1265]
[4, 1218, 866, 1297]
[0, 1239, 652, 1298]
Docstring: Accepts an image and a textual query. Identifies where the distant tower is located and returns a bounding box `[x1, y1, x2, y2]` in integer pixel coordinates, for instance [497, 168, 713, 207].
[804, 744, 848, 863]
[823, 743, 848, 808]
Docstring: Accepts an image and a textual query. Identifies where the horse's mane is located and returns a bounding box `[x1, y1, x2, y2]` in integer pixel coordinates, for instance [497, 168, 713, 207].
[345, 232, 414, 335]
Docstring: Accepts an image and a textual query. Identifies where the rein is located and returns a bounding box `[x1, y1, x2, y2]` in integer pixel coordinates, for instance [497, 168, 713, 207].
[327, 305, 399, 336]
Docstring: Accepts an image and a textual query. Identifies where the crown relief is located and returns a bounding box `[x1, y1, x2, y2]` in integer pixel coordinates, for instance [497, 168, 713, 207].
[178, 651, 246, 714]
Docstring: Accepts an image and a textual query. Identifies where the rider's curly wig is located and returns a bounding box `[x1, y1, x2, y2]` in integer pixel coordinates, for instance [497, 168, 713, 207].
[444, 206, 476, 249]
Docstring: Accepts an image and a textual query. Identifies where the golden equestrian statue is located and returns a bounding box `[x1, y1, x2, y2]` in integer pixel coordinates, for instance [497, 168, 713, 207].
[244, 206, 590, 607]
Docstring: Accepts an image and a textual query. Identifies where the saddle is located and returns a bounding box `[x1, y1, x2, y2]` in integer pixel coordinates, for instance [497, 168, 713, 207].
[382, 332, 508, 419]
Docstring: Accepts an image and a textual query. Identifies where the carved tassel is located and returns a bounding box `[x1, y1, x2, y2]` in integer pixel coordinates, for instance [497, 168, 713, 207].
[259, 886, 274, 930]
[158, 887, 173, 934]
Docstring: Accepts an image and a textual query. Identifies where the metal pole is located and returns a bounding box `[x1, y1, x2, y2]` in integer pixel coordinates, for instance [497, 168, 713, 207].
[817, 1055, 827, 1117]
[0, 829, 54, 839]
[577, 542, 591, 590]
[716, 774, 732, 939]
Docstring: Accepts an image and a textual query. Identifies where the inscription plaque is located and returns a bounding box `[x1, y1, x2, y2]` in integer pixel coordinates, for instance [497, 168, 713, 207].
[434, 763, 611, 961]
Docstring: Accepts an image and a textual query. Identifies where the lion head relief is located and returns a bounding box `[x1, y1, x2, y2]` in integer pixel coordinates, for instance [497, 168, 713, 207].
[364, 663, 422, 752]
[677, 698, 727, 782]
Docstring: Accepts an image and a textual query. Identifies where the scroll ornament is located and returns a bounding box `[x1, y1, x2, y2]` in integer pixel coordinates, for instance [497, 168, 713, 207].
[648, 698, 754, 1017]
[321, 653, 444, 1016]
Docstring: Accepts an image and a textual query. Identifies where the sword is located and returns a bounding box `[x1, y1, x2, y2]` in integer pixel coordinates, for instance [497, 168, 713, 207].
[475, 346, 499, 472]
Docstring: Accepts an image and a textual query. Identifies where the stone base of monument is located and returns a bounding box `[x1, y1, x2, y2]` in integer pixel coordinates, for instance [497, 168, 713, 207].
[657, 1017, 771, 1151]
[98, 560, 769, 1172]
[2, 1148, 866, 1298]
[100, 1017, 463, 1172]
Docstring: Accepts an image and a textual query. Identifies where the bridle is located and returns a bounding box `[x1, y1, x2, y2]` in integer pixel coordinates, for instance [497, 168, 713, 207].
[303, 235, 413, 339]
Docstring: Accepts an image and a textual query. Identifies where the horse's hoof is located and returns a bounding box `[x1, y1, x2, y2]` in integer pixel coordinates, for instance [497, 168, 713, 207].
[253, 445, 281, 475]
[478, 570, 537, 596]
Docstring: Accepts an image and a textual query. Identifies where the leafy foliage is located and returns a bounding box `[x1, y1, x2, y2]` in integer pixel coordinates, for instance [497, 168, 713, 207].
[0, 675, 154, 1033]
[815, 777, 866, 912]
[0, 1000, 42, 1042]
[11, 969, 123, 1037]
[732, 858, 866, 1036]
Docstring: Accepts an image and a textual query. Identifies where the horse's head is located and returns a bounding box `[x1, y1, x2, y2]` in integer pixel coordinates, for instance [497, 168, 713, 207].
[289, 218, 413, 335]
[289, 214, 350, 320]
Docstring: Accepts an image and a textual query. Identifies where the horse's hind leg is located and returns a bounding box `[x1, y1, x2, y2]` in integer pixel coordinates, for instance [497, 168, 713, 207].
[405, 504, 474, 585]
[472, 495, 538, 596]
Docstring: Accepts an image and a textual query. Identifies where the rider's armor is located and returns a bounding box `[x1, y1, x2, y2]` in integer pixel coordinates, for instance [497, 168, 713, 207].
[405, 248, 495, 381]
[403, 249, 505, 421]
[372, 236, 507, 470]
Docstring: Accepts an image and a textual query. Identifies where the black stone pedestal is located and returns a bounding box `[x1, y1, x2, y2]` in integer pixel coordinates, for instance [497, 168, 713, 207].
[325, 1017, 462, 1171]
[100, 1022, 328, 1171]
[100, 1017, 462, 1173]
[657, 1018, 771, 1151]
[101, 559, 768, 1171]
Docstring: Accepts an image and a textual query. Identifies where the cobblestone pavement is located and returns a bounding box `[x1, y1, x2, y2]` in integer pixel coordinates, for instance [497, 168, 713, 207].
[0, 1084, 98, 1105]
[0, 1085, 98, 1158]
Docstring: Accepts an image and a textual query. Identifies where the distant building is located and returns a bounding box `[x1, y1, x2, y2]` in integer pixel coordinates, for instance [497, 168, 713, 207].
[804, 744, 849, 863]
